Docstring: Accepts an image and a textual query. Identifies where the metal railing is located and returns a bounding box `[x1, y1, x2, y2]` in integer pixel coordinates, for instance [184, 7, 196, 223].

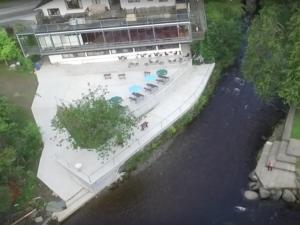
[55, 63, 214, 185]
[20, 13, 190, 34]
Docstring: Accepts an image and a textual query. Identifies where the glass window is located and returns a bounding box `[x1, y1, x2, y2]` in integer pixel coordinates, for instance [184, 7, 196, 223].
[47, 8, 60, 16]
[65, 0, 82, 9]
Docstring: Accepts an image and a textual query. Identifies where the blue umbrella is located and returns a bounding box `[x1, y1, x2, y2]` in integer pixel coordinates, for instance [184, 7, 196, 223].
[129, 85, 142, 93]
[156, 69, 168, 76]
[144, 74, 157, 82]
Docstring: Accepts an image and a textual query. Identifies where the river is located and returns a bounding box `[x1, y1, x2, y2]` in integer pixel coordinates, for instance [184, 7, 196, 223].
[63, 12, 300, 225]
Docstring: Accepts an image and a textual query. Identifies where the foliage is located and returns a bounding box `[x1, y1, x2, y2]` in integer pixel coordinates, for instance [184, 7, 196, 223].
[291, 109, 300, 139]
[0, 97, 42, 212]
[242, 5, 287, 101]
[242, 1, 300, 106]
[192, 0, 242, 66]
[53, 86, 137, 157]
[0, 28, 19, 65]
[278, 7, 300, 106]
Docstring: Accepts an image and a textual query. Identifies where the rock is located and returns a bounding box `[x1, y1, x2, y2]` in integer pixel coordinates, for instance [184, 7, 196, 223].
[34, 216, 43, 223]
[244, 190, 259, 200]
[270, 189, 282, 201]
[259, 188, 271, 199]
[248, 182, 260, 191]
[46, 201, 66, 213]
[282, 190, 297, 203]
[248, 171, 258, 182]
[9, 64, 16, 69]
[16, 61, 20, 66]
[292, 189, 298, 196]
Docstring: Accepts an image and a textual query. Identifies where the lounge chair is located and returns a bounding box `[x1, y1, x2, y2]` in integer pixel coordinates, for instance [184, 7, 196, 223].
[104, 73, 111, 79]
[118, 73, 126, 80]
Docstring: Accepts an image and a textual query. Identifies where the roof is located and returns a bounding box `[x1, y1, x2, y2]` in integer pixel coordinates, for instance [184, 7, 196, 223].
[35, 0, 54, 9]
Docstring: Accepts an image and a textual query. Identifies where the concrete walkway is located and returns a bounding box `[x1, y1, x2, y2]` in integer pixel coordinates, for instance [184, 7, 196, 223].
[32, 57, 214, 221]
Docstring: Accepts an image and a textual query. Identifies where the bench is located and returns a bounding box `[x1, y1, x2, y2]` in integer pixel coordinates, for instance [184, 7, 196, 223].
[104, 73, 111, 79]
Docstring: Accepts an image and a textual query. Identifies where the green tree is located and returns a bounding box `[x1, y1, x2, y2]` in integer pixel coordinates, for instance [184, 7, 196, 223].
[0, 28, 20, 65]
[278, 7, 300, 106]
[242, 5, 288, 100]
[53, 86, 137, 157]
[0, 186, 12, 213]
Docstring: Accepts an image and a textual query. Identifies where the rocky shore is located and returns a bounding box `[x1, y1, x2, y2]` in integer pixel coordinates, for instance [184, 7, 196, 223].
[244, 170, 299, 203]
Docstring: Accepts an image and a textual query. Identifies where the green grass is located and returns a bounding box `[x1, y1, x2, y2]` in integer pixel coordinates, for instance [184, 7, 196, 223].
[291, 109, 300, 139]
[0, 63, 37, 119]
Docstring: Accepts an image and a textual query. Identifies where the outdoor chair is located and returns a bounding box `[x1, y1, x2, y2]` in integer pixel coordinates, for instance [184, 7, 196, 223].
[129, 96, 137, 103]
[156, 78, 166, 84]
[118, 73, 126, 80]
[104, 73, 111, 79]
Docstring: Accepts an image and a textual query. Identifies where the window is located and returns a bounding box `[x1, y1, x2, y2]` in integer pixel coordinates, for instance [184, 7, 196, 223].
[62, 53, 74, 58]
[65, 0, 82, 9]
[86, 50, 109, 56]
[159, 0, 168, 2]
[128, 0, 140, 2]
[47, 8, 60, 16]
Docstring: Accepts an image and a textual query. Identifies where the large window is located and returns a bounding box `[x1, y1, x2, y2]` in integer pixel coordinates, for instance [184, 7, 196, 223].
[47, 8, 60, 16]
[65, 0, 82, 9]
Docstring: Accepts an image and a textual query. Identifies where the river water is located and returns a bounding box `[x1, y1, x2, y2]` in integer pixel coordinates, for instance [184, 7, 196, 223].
[63, 16, 300, 225]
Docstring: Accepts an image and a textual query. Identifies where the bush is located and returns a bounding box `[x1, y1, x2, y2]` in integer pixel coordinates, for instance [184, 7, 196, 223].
[0, 186, 13, 213]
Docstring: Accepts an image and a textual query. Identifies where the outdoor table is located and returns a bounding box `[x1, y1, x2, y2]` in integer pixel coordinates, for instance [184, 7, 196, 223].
[132, 92, 144, 98]
[158, 74, 169, 80]
[146, 83, 158, 89]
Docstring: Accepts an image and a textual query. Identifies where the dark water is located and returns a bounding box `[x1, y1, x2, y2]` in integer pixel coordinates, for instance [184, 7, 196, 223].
[63, 63, 300, 225]
[63, 12, 300, 225]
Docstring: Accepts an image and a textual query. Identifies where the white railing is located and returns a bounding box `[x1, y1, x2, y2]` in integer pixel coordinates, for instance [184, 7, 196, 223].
[56, 64, 214, 185]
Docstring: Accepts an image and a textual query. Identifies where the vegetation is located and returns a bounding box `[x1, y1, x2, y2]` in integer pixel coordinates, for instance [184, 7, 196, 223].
[0, 97, 42, 213]
[0, 27, 33, 73]
[242, 1, 300, 106]
[123, 0, 243, 172]
[192, 0, 242, 67]
[291, 109, 300, 139]
[53, 86, 137, 157]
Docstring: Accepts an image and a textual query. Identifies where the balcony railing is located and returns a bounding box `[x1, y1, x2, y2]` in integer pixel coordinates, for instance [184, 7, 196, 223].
[20, 13, 190, 35]
[41, 36, 192, 55]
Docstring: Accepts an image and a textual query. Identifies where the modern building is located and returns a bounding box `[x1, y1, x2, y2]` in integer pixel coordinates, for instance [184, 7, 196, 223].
[16, 0, 207, 64]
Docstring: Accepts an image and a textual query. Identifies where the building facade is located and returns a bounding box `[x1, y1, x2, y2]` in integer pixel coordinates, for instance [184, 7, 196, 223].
[16, 0, 207, 64]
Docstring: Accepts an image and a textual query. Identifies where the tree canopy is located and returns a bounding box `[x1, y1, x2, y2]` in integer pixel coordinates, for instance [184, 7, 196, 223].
[52, 87, 137, 157]
[0, 28, 19, 65]
[242, 1, 300, 106]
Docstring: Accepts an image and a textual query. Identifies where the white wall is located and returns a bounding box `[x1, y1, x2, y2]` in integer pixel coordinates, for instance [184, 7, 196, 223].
[120, 0, 176, 10]
[37, 0, 110, 17]
[48, 45, 181, 64]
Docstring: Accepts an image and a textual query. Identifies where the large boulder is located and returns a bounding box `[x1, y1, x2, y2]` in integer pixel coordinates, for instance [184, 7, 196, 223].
[248, 182, 260, 191]
[270, 189, 282, 201]
[248, 171, 258, 182]
[244, 190, 259, 200]
[259, 188, 271, 199]
[282, 190, 297, 203]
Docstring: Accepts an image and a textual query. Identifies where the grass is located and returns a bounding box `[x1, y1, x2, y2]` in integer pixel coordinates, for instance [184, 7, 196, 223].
[0, 63, 37, 119]
[291, 109, 300, 139]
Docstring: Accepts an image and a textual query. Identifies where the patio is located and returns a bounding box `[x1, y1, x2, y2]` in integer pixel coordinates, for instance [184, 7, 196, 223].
[32, 56, 214, 220]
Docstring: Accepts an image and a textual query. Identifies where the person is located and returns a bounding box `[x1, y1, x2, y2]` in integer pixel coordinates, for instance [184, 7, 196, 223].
[267, 159, 273, 171]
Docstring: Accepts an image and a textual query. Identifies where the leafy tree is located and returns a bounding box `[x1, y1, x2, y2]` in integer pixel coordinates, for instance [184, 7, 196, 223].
[278, 7, 300, 106]
[192, 0, 242, 66]
[0, 28, 20, 65]
[242, 4, 288, 101]
[53, 86, 137, 157]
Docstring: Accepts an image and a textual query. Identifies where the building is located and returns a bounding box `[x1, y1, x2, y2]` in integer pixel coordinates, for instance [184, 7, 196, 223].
[16, 0, 207, 64]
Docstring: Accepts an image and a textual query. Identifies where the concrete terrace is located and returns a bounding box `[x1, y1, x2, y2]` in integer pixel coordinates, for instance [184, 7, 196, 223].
[32, 56, 214, 221]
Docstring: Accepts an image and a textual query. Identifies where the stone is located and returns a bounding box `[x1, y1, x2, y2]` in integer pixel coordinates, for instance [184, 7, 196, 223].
[259, 188, 271, 199]
[248, 182, 260, 191]
[248, 171, 258, 182]
[270, 190, 282, 201]
[244, 190, 259, 200]
[34, 216, 43, 223]
[16, 61, 20, 66]
[282, 190, 297, 203]
[46, 201, 66, 213]
[9, 64, 16, 69]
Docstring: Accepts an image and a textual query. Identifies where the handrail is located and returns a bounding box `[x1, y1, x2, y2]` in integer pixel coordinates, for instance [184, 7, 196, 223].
[56, 63, 214, 184]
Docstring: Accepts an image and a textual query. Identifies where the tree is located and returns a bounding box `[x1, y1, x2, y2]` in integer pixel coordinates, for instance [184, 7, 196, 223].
[52, 86, 137, 157]
[0, 28, 20, 65]
[242, 5, 288, 101]
[278, 7, 300, 106]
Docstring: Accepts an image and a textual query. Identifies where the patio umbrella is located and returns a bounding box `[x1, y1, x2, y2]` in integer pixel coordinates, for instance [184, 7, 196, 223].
[144, 74, 157, 82]
[156, 69, 168, 76]
[129, 85, 142, 93]
[109, 96, 123, 105]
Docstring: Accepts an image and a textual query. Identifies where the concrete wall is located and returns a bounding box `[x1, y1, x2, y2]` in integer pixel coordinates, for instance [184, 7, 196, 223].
[37, 0, 110, 17]
[120, 0, 176, 10]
